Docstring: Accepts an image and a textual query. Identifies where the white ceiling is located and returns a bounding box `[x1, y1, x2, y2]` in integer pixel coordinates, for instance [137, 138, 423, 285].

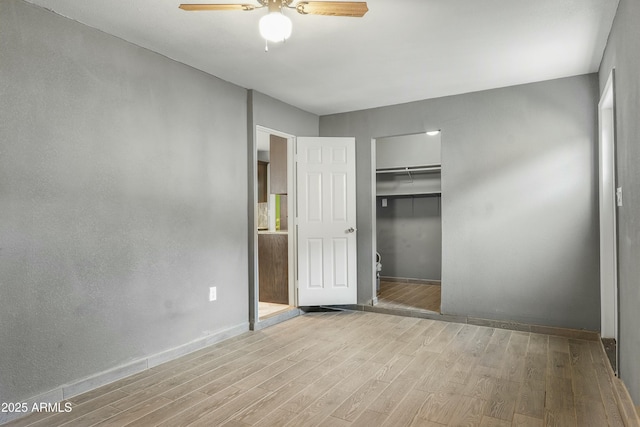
[25, 0, 619, 115]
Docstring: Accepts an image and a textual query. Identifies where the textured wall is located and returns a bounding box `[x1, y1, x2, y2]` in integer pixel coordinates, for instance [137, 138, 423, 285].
[250, 91, 319, 138]
[321, 75, 600, 330]
[376, 195, 442, 281]
[599, 0, 640, 404]
[0, 0, 248, 405]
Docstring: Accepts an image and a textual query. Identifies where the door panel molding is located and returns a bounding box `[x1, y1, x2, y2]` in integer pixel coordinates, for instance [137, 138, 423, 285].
[297, 137, 357, 306]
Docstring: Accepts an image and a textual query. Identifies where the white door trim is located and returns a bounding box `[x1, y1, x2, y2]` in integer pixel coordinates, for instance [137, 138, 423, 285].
[598, 69, 618, 368]
[254, 125, 297, 319]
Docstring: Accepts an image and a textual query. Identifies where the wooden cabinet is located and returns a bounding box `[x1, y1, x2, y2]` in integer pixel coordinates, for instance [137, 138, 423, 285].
[269, 135, 287, 195]
[258, 233, 288, 304]
[257, 161, 268, 203]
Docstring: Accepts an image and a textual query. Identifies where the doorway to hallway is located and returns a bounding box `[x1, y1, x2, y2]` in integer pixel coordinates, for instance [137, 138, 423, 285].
[253, 126, 297, 326]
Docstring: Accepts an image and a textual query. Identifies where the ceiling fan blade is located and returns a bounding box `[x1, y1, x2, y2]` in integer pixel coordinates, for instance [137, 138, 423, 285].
[179, 4, 256, 11]
[295, 1, 368, 17]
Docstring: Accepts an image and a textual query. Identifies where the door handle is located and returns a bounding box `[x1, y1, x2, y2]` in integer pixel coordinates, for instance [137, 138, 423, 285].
[347, 227, 356, 233]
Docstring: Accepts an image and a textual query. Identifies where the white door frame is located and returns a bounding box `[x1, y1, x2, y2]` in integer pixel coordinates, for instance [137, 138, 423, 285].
[370, 139, 378, 305]
[370, 133, 443, 309]
[252, 125, 297, 325]
[598, 69, 618, 368]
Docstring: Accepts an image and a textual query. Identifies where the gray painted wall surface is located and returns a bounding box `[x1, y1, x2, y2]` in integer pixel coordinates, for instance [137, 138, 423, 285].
[376, 195, 442, 281]
[250, 91, 319, 138]
[320, 75, 600, 330]
[0, 0, 248, 404]
[247, 91, 319, 325]
[599, 0, 640, 404]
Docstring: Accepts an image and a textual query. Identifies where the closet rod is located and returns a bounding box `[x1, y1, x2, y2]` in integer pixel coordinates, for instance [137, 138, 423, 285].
[376, 166, 441, 174]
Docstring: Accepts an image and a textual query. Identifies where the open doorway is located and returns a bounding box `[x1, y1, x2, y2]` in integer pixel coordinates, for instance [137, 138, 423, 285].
[254, 126, 297, 324]
[373, 131, 443, 315]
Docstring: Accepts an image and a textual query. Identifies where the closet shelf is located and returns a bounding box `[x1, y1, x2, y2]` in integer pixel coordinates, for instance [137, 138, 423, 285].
[376, 165, 441, 184]
[376, 165, 441, 175]
[377, 190, 442, 197]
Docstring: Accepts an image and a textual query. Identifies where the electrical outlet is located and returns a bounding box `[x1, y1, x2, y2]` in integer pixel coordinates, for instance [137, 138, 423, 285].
[209, 286, 217, 301]
[382, 198, 388, 208]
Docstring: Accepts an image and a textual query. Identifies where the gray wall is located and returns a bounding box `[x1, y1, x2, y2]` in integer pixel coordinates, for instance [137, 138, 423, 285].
[320, 75, 600, 330]
[0, 0, 249, 406]
[599, 0, 640, 404]
[250, 91, 319, 138]
[247, 91, 319, 326]
[376, 195, 442, 281]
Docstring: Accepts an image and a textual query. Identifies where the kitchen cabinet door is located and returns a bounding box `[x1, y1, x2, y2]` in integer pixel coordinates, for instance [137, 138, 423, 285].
[258, 233, 288, 304]
[269, 135, 287, 195]
[257, 161, 268, 203]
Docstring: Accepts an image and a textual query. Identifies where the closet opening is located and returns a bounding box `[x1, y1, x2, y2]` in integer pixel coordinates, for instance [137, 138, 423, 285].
[373, 131, 442, 314]
[376, 194, 442, 312]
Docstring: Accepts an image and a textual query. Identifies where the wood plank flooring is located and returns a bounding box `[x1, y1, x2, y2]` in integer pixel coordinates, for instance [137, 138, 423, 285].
[258, 302, 292, 320]
[4, 311, 628, 427]
[377, 281, 441, 313]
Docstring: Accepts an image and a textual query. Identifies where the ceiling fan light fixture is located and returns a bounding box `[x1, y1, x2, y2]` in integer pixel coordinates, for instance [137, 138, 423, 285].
[259, 12, 292, 43]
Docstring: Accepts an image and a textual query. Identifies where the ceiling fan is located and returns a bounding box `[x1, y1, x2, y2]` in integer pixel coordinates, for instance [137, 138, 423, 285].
[179, 0, 369, 49]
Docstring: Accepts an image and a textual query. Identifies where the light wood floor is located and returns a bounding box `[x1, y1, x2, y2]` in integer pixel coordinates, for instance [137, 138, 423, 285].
[5, 311, 628, 427]
[377, 281, 441, 313]
[258, 302, 292, 320]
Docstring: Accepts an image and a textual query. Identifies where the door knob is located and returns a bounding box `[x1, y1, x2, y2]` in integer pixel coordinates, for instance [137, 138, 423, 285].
[347, 227, 356, 233]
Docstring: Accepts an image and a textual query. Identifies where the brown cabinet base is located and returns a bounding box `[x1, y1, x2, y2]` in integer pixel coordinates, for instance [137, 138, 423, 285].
[258, 233, 288, 304]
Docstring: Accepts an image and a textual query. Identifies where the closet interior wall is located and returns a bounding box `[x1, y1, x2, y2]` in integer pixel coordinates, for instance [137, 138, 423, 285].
[376, 194, 442, 281]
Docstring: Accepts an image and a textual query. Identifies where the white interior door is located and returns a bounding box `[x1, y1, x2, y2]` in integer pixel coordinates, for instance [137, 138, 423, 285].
[297, 137, 357, 306]
[599, 71, 618, 346]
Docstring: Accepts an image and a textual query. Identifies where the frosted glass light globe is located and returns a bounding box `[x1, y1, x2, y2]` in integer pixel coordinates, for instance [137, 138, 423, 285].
[259, 12, 292, 43]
